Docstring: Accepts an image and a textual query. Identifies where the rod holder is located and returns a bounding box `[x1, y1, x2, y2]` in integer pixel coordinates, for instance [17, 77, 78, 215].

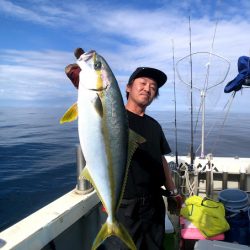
[239, 165, 247, 191]
[76, 145, 93, 194]
[222, 171, 228, 190]
[239, 173, 246, 191]
[206, 170, 212, 198]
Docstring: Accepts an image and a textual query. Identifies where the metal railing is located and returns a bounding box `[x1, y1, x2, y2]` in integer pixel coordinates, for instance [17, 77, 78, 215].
[76, 145, 93, 194]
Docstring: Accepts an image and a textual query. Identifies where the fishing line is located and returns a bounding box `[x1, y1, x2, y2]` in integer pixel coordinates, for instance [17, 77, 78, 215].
[210, 91, 236, 154]
[195, 109, 225, 155]
[203, 20, 218, 91]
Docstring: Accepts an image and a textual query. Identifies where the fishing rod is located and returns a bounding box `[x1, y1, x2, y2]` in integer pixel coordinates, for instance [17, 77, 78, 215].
[171, 39, 179, 168]
[188, 16, 195, 167]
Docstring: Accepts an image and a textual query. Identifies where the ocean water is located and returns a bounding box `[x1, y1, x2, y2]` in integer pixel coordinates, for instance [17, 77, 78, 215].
[0, 107, 249, 231]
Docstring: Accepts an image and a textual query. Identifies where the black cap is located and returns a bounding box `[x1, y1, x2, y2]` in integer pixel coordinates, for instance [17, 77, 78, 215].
[128, 67, 167, 88]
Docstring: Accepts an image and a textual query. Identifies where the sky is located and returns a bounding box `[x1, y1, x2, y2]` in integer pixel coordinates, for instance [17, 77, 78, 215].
[1, 0, 250, 113]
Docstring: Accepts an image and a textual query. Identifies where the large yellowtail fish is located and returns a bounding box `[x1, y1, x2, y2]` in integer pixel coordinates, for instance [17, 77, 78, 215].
[60, 50, 144, 250]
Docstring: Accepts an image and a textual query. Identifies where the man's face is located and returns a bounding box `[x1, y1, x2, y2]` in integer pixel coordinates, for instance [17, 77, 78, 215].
[126, 77, 158, 107]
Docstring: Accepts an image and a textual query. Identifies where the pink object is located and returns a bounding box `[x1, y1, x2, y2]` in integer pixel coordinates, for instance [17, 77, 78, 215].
[180, 217, 225, 240]
[180, 216, 196, 228]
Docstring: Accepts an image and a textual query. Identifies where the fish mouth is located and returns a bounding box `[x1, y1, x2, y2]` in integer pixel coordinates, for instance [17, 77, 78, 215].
[89, 86, 108, 91]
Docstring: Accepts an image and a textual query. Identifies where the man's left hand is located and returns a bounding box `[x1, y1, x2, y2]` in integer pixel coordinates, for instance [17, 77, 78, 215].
[167, 193, 183, 214]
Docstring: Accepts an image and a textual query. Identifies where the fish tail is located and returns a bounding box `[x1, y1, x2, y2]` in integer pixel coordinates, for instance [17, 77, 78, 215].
[91, 220, 136, 250]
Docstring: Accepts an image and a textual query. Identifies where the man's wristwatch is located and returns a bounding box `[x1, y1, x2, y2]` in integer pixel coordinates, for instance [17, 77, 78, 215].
[169, 188, 178, 196]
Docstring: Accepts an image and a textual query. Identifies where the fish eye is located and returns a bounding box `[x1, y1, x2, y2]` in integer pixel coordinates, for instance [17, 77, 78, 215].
[94, 61, 102, 70]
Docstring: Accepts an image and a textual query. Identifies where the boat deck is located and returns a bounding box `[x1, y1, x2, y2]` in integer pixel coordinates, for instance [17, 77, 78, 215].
[0, 155, 249, 249]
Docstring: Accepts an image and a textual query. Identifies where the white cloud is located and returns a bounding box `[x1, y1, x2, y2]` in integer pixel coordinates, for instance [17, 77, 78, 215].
[0, 0, 75, 26]
[0, 50, 77, 106]
[0, 0, 250, 111]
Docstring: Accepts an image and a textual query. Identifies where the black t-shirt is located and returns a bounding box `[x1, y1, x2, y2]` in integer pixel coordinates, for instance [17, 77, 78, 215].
[123, 110, 171, 199]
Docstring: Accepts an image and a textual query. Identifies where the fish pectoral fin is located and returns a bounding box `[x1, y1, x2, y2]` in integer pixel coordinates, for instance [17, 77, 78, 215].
[92, 94, 103, 117]
[91, 220, 136, 250]
[60, 102, 78, 124]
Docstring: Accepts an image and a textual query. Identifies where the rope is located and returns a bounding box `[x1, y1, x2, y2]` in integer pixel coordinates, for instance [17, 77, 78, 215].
[178, 163, 198, 197]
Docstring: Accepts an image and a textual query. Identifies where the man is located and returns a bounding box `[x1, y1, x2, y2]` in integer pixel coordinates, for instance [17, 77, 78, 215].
[65, 49, 180, 250]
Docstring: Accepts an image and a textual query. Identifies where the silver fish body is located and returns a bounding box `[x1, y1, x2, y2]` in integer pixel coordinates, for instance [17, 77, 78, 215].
[74, 51, 143, 250]
[77, 51, 127, 219]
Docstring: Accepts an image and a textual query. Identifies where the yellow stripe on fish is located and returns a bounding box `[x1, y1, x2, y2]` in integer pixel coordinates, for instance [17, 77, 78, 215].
[93, 52, 103, 91]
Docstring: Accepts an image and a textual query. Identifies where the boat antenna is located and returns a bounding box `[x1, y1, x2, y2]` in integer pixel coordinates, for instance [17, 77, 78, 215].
[171, 39, 179, 167]
[189, 16, 195, 166]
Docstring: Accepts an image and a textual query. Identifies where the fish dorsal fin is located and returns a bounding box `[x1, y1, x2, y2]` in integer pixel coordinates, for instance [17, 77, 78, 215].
[117, 129, 146, 209]
[60, 102, 78, 124]
[92, 93, 103, 117]
[127, 129, 146, 167]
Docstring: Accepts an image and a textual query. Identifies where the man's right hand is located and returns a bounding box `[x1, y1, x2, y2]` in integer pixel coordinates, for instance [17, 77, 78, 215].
[65, 47, 85, 89]
[65, 64, 81, 89]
